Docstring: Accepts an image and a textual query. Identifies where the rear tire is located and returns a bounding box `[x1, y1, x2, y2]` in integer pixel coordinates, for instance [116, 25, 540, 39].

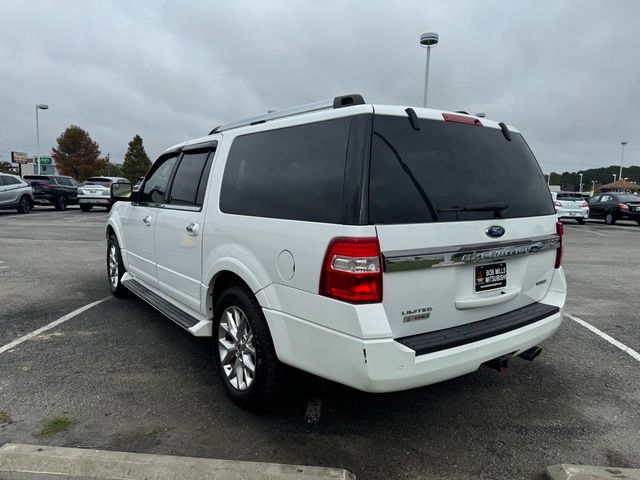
[576, 218, 585, 225]
[107, 234, 131, 298]
[54, 196, 67, 211]
[80, 205, 91, 212]
[17, 195, 33, 214]
[213, 285, 285, 410]
[605, 213, 616, 225]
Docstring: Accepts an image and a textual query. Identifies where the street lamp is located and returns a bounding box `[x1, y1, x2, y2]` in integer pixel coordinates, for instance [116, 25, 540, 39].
[613, 173, 617, 182]
[579, 173, 583, 192]
[591, 180, 597, 194]
[619, 141, 628, 180]
[35, 104, 49, 174]
[419, 32, 439, 107]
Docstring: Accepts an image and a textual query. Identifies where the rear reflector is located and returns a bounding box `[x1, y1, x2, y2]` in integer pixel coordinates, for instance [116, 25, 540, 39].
[554, 200, 562, 208]
[320, 238, 382, 303]
[619, 203, 630, 210]
[582, 201, 588, 207]
[555, 222, 563, 269]
[442, 113, 483, 126]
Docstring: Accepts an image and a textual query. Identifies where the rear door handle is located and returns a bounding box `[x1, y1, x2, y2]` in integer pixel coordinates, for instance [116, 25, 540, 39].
[186, 222, 200, 236]
[142, 215, 152, 226]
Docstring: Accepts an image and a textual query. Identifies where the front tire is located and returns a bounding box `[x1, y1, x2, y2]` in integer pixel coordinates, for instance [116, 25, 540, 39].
[17, 195, 33, 214]
[80, 205, 91, 212]
[605, 213, 616, 225]
[107, 234, 130, 298]
[576, 218, 585, 225]
[54, 196, 67, 211]
[213, 286, 285, 410]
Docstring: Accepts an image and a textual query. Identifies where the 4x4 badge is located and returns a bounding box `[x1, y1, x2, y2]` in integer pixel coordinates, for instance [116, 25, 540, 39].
[486, 225, 505, 238]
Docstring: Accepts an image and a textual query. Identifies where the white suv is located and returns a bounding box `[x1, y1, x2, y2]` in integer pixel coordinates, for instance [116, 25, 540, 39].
[106, 95, 567, 409]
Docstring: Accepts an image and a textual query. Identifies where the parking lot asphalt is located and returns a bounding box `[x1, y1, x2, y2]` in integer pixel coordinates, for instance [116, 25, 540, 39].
[1, 209, 639, 480]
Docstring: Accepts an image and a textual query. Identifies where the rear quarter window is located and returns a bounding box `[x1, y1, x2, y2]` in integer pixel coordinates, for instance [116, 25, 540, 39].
[220, 117, 351, 223]
[369, 115, 555, 224]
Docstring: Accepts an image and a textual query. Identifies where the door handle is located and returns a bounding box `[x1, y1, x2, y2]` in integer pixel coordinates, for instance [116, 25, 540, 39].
[142, 215, 152, 226]
[186, 222, 200, 236]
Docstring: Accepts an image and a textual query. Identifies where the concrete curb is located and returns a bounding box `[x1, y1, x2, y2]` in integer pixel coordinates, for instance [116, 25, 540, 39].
[0, 443, 356, 480]
[546, 464, 640, 480]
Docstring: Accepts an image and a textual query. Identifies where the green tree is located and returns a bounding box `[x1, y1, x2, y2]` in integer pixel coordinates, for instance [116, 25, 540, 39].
[52, 125, 107, 181]
[0, 161, 15, 173]
[121, 134, 151, 182]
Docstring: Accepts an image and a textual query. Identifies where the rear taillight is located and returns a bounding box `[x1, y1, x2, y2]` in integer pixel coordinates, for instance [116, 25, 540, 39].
[582, 201, 588, 207]
[320, 237, 382, 303]
[619, 203, 629, 210]
[555, 222, 563, 269]
[554, 200, 562, 208]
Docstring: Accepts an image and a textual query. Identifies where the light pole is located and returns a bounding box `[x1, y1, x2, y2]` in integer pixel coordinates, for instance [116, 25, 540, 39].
[579, 173, 583, 192]
[591, 180, 597, 194]
[619, 141, 628, 180]
[35, 104, 49, 174]
[420, 32, 439, 108]
[612, 173, 617, 182]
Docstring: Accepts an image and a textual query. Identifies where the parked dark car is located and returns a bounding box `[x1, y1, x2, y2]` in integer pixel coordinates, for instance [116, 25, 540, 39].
[22, 175, 80, 210]
[588, 193, 640, 225]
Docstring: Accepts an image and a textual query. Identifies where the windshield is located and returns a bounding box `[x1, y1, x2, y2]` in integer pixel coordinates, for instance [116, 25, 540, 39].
[369, 115, 555, 223]
[23, 176, 51, 185]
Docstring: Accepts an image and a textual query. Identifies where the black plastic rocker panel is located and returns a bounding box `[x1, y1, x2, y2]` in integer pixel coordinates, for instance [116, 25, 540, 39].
[122, 278, 199, 330]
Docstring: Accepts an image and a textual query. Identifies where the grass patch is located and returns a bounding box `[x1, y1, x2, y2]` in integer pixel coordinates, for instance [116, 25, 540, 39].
[146, 426, 165, 437]
[35, 416, 73, 438]
[0, 411, 12, 424]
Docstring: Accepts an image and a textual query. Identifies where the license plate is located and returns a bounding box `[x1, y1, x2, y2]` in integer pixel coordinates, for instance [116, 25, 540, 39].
[569, 212, 577, 216]
[89, 190, 97, 194]
[635, 207, 640, 212]
[475, 262, 507, 293]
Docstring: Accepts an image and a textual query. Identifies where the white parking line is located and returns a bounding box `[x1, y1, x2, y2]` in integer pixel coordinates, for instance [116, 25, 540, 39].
[567, 313, 640, 362]
[564, 226, 611, 236]
[0, 297, 110, 354]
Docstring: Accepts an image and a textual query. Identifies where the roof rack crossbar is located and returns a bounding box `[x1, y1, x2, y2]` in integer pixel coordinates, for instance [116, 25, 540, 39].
[209, 94, 364, 134]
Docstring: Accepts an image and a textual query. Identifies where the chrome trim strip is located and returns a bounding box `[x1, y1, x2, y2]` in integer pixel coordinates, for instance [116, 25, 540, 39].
[383, 234, 560, 272]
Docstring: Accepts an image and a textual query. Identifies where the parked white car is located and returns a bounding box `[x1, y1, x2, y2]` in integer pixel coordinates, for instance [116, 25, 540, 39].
[106, 95, 567, 409]
[551, 191, 589, 224]
[78, 177, 129, 212]
[0, 173, 34, 213]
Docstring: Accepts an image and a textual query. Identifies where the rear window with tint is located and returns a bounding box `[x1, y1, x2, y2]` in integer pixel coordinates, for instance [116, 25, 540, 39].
[369, 116, 555, 224]
[616, 194, 640, 202]
[85, 178, 112, 186]
[557, 193, 584, 201]
[220, 117, 350, 223]
[23, 176, 51, 185]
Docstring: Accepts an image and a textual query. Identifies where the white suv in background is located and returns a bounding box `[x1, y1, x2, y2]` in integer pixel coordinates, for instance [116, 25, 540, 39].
[106, 95, 567, 409]
[551, 191, 589, 224]
[0, 173, 34, 214]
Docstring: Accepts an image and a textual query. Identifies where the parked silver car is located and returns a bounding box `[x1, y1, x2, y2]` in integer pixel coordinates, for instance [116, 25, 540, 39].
[551, 191, 589, 224]
[78, 176, 129, 212]
[0, 173, 34, 214]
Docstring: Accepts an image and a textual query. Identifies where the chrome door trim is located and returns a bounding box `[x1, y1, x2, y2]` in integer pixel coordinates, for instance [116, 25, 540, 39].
[382, 234, 560, 272]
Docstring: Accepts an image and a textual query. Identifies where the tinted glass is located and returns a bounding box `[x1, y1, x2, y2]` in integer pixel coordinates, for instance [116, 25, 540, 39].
[140, 155, 179, 204]
[2, 176, 21, 186]
[369, 116, 556, 224]
[220, 118, 350, 223]
[23, 176, 51, 185]
[195, 155, 214, 206]
[56, 177, 72, 186]
[0, 176, 6, 186]
[169, 150, 210, 206]
[615, 194, 640, 202]
[85, 178, 113, 186]
[557, 193, 584, 200]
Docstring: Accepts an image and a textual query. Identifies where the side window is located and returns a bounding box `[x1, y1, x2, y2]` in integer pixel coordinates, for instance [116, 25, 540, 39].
[601, 195, 611, 202]
[0, 176, 6, 186]
[140, 155, 179, 205]
[57, 177, 72, 186]
[3, 176, 20, 186]
[219, 118, 351, 223]
[168, 149, 212, 207]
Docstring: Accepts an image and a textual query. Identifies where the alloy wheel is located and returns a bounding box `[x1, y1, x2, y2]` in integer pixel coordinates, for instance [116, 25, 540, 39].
[108, 244, 119, 288]
[218, 306, 256, 391]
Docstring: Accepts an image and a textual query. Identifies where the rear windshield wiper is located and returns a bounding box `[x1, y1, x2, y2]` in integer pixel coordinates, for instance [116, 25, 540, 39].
[438, 202, 509, 213]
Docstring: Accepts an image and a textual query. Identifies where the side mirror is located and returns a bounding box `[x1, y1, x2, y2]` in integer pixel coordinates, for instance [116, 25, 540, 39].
[111, 182, 134, 202]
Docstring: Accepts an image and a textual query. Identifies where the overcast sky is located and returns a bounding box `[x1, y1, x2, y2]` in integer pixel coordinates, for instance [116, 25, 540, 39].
[1, 0, 638, 173]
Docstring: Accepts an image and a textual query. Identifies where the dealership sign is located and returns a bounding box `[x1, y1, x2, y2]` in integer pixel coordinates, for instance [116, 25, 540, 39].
[11, 151, 30, 164]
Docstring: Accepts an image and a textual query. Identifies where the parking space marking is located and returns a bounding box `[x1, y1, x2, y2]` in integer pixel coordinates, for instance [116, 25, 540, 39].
[564, 226, 611, 236]
[567, 313, 640, 362]
[0, 297, 110, 355]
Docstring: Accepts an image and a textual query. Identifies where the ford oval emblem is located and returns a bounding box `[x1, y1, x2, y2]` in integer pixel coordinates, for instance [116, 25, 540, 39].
[486, 225, 505, 238]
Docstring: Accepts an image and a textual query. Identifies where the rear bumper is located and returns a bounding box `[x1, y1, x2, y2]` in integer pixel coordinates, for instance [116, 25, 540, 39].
[264, 268, 567, 393]
[79, 197, 112, 206]
[556, 208, 588, 219]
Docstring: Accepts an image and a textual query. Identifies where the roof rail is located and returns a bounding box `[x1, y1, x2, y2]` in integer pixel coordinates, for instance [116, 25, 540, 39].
[208, 94, 365, 134]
